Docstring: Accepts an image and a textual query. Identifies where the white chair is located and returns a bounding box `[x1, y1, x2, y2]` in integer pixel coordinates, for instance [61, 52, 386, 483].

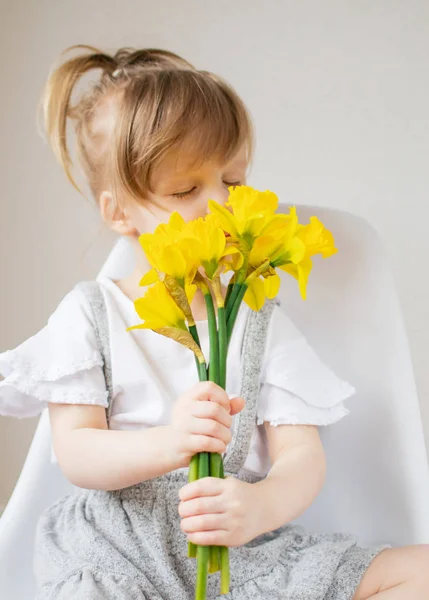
[1, 207, 428, 600]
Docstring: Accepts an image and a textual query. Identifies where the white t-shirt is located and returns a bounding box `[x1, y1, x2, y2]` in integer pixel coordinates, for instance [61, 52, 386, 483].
[0, 275, 355, 477]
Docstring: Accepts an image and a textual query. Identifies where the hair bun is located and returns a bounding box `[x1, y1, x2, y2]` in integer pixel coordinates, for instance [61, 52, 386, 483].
[112, 48, 195, 75]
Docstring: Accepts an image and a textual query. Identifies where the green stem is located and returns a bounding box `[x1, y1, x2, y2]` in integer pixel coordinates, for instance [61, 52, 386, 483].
[189, 323, 202, 377]
[195, 452, 210, 600]
[204, 292, 220, 385]
[198, 361, 208, 382]
[218, 306, 227, 389]
[210, 453, 222, 478]
[224, 282, 234, 309]
[208, 451, 222, 574]
[187, 454, 200, 558]
[189, 286, 230, 596]
[218, 459, 230, 594]
[189, 334, 206, 560]
[225, 283, 240, 321]
[189, 323, 202, 348]
[226, 284, 247, 344]
[208, 547, 220, 574]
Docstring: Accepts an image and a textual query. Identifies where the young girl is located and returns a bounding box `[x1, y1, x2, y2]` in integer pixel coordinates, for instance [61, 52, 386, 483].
[0, 45, 427, 600]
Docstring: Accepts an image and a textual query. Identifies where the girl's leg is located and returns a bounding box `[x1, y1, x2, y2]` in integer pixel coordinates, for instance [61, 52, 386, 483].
[353, 545, 429, 599]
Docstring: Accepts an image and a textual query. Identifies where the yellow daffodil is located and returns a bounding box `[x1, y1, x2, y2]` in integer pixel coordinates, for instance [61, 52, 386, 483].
[247, 207, 301, 267]
[152, 211, 186, 242]
[242, 264, 282, 311]
[139, 212, 201, 287]
[130, 280, 187, 330]
[281, 216, 337, 299]
[127, 282, 204, 362]
[240, 207, 304, 310]
[208, 186, 286, 246]
[241, 208, 336, 307]
[139, 236, 201, 286]
[225, 185, 278, 225]
[183, 214, 243, 280]
[208, 187, 291, 287]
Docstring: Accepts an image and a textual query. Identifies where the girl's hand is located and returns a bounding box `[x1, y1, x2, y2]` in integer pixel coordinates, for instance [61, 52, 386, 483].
[178, 476, 263, 547]
[167, 382, 245, 470]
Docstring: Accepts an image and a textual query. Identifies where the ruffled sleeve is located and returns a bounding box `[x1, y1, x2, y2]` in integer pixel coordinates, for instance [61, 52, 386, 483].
[257, 302, 356, 427]
[0, 287, 109, 418]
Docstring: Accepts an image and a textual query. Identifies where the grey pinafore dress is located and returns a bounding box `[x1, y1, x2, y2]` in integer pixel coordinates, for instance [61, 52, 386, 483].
[34, 281, 388, 600]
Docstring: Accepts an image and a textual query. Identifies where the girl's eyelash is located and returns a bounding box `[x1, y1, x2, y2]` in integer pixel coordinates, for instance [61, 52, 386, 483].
[173, 187, 196, 199]
[224, 181, 241, 187]
[173, 181, 241, 199]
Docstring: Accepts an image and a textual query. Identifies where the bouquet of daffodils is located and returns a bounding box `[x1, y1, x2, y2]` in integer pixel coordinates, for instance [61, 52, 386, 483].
[128, 186, 337, 599]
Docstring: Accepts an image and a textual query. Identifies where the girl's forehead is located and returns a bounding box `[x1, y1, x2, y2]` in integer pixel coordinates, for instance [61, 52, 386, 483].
[152, 146, 248, 182]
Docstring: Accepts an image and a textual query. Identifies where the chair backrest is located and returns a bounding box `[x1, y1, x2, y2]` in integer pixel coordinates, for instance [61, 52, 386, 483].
[1, 206, 428, 600]
[286, 206, 429, 547]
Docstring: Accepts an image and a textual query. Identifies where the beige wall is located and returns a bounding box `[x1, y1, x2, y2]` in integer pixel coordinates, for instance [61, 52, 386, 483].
[1, 0, 429, 508]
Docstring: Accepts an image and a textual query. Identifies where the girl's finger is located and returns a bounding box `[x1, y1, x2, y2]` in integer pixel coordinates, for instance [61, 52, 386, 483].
[179, 476, 224, 501]
[229, 395, 245, 416]
[178, 495, 224, 518]
[187, 530, 231, 547]
[192, 401, 232, 428]
[191, 381, 230, 410]
[189, 434, 226, 455]
[190, 416, 232, 445]
[181, 513, 227, 533]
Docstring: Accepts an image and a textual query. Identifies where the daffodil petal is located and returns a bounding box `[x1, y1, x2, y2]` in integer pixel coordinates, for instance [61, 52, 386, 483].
[255, 190, 279, 213]
[156, 327, 205, 362]
[208, 200, 239, 237]
[139, 268, 159, 286]
[289, 237, 307, 264]
[126, 323, 152, 331]
[297, 258, 312, 300]
[243, 278, 266, 311]
[264, 273, 281, 299]
[169, 212, 186, 232]
[160, 245, 187, 279]
[281, 258, 312, 300]
[185, 283, 197, 303]
[133, 282, 186, 329]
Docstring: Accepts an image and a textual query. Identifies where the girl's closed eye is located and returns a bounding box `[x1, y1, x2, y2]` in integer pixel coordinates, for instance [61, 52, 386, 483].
[173, 186, 197, 199]
[173, 181, 242, 199]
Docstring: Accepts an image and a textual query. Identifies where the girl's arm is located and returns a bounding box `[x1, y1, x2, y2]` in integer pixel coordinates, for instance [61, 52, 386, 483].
[49, 403, 176, 491]
[49, 381, 244, 492]
[252, 424, 326, 534]
[178, 423, 326, 547]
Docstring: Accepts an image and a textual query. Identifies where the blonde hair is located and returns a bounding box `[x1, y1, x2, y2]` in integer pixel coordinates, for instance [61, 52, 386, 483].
[39, 45, 254, 206]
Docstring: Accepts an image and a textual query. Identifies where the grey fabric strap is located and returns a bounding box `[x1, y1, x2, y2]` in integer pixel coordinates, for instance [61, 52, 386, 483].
[223, 298, 277, 475]
[75, 281, 114, 424]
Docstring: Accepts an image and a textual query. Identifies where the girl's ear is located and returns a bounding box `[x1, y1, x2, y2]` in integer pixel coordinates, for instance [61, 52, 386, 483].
[99, 191, 138, 237]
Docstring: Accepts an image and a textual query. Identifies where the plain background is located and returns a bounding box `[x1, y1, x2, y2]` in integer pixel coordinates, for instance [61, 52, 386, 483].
[0, 0, 428, 510]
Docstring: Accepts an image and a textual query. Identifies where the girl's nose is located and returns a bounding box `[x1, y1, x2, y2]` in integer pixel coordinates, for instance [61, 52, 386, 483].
[205, 185, 229, 208]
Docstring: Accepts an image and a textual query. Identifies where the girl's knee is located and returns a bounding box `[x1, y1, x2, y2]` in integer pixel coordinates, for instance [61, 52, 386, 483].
[353, 545, 429, 599]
